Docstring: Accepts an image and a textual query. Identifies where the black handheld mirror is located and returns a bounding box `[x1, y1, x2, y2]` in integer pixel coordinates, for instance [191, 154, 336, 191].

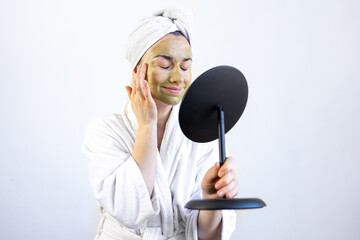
[179, 65, 266, 210]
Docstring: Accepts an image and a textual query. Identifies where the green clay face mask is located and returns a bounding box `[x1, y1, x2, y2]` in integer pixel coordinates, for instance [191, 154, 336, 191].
[140, 34, 192, 105]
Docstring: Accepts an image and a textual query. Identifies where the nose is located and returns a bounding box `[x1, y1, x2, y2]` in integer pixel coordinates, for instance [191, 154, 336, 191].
[169, 67, 184, 84]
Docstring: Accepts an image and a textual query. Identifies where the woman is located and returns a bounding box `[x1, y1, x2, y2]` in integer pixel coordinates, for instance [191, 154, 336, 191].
[82, 6, 239, 240]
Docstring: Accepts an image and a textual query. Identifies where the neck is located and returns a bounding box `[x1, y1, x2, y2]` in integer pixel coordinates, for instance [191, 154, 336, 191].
[154, 98, 173, 127]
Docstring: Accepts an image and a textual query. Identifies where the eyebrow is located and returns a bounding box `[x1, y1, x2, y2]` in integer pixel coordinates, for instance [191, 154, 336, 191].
[153, 54, 192, 61]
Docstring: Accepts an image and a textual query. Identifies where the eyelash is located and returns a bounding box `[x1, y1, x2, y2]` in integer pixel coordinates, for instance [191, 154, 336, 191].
[160, 66, 188, 71]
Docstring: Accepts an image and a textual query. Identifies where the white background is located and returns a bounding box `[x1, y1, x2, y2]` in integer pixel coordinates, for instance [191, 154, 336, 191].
[1, 0, 359, 239]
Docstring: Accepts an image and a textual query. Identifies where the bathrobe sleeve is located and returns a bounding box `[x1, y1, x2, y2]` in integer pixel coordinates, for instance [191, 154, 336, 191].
[82, 117, 160, 229]
[185, 142, 236, 240]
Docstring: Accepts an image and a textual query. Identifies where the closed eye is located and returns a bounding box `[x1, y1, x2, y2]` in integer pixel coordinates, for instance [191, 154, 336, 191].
[180, 60, 192, 71]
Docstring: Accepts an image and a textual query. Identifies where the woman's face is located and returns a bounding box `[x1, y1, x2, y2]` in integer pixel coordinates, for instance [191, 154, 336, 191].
[136, 34, 192, 105]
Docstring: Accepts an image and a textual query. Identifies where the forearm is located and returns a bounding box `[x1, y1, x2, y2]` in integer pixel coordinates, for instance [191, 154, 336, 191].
[132, 123, 157, 195]
[197, 210, 222, 240]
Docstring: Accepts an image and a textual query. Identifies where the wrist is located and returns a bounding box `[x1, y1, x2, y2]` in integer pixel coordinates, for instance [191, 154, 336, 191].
[202, 189, 224, 199]
[202, 191, 209, 199]
[197, 210, 223, 240]
[138, 121, 157, 130]
[202, 191, 215, 200]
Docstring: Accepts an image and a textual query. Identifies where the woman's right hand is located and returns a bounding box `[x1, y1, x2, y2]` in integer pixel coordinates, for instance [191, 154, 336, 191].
[125, 63, 157, 127]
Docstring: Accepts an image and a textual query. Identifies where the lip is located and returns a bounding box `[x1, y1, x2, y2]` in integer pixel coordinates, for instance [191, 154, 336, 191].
[161, 86, 184, 95]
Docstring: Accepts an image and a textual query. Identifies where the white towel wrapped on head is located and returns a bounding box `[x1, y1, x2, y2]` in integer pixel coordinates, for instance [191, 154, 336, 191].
[125, 5, 192, 71]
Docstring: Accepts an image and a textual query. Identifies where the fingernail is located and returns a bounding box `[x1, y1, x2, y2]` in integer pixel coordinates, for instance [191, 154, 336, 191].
[218, 191, 224, 197]
[215, 184, 220, 189]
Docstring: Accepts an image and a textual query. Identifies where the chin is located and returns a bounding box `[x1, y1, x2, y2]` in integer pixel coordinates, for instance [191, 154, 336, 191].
[163, 100, 181, 106]
[160, 97, 182, 106]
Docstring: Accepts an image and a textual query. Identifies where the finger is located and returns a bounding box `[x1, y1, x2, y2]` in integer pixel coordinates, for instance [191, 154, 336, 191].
[137, 64, 145, 98]
[217, 179, 237, 198]
[144, 80, 152, 100]
[202, 162, 220, 187]
[125, 86, 132, 98]
[140, 63, 148, 93]
[218, 156, 234, 178]
[225, 185, 239, 199]
[207, 162, 220, 181]
[214, 170, 236, 190]
[133, 65, 140, 95]
[140, 63, 147, 80]
[138, 78, 145, 98]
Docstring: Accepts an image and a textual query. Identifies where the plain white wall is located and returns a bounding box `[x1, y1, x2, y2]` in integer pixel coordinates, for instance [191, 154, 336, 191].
[1, 0, 359, 239]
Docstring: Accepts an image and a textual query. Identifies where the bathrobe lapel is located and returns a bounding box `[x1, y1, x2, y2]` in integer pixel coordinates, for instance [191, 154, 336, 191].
[155, 104, 184, 237]
[126, 102, 184, 238]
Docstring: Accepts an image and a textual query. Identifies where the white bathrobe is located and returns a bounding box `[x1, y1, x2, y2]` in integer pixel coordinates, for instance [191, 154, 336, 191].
[82, 101, 236, 240]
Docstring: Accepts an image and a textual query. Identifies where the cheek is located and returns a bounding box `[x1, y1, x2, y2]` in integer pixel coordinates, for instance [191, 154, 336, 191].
[184, 71, 192, 86]
[149, 71, 169, 85]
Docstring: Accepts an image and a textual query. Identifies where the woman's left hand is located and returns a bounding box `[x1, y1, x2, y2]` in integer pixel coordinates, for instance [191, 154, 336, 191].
[201, 157, 239, 199]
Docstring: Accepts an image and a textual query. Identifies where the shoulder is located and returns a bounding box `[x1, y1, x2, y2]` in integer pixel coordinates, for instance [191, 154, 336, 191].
[83, 112, 135, 149]
[85, 100, 135, 135]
